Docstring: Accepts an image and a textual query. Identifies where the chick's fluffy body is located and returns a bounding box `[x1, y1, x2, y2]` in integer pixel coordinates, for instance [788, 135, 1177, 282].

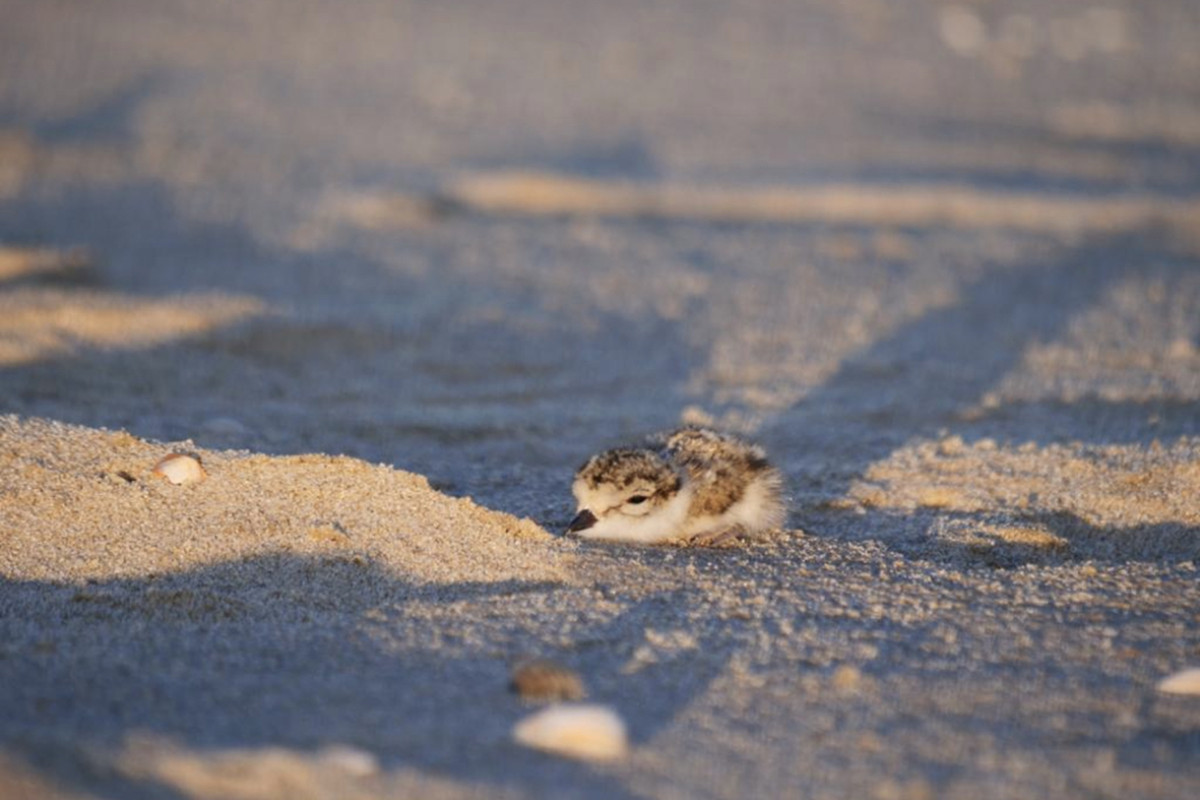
[570, 427, 785, 544]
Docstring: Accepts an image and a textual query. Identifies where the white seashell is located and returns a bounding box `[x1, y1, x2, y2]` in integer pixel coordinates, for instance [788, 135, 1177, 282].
[316, 745, 379, 777]
[153, 453, 207, 485]
[512, 703, 628, 762]
[1157, 667, 1200, 695]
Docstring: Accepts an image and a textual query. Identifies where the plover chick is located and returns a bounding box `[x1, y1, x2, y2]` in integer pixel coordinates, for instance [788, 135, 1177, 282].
[567, 427, 785, 545]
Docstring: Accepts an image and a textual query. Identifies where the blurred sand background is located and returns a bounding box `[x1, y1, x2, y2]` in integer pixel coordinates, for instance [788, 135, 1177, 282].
[1, 1, 1199, 797]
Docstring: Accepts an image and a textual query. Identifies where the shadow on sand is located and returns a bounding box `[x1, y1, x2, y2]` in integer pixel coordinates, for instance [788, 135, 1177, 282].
[0, 550, 751, 800]
[763, 229, 1198, 566]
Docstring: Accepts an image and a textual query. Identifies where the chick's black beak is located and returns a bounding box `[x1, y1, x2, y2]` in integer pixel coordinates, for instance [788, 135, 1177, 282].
[566, 509, 597, 534]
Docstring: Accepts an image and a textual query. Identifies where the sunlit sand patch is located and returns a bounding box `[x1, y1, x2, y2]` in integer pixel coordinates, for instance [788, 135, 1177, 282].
[977, 523, 1068, 551]
[320, 172, 1200, 235]
[953, 522, 1070, 566]
[117, 736, 515, 800]
[0, 245, 92, 283]
[0, 416, 558, 585]
[431, 172, 1200, 234]
[990, 274, 1200, 404]
[0, 289, 264, 366]
[846, 436, 1200, 561]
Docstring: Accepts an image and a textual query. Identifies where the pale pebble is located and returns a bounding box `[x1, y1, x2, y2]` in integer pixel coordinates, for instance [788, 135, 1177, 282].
[1157, 667, 1200, 695]
[512, 704, 628, 762]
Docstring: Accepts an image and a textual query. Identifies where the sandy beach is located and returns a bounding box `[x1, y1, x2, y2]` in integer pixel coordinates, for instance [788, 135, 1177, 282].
[2, 1, 1199, 797]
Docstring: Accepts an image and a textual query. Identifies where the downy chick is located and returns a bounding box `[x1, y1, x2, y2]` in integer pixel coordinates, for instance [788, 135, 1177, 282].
[567, 427, 785, 545]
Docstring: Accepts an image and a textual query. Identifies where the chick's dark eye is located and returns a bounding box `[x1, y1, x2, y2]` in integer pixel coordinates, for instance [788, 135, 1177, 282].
[627, 495, 649, 505]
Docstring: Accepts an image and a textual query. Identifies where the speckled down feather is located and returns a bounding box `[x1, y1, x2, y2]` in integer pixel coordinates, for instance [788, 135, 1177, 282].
[569, 427, 785, 545]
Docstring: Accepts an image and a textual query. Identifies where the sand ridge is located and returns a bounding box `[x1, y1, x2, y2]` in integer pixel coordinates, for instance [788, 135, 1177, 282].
[0, 416, 560, 586]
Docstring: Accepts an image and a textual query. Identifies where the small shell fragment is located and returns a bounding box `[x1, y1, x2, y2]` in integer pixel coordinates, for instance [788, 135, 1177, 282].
[316, 745, 379, 777]
[1157, 667, 1200, 695]
[153, 453, 207, 485]
[510, 659, 585, 702]
[512, 703, 628, 762]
